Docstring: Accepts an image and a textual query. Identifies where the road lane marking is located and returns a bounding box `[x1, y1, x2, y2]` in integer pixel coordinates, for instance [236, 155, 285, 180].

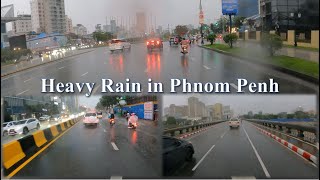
[58, 66, 65, 69]
[5, 119, 79, 178]
[23, 78, 32, 83]
[220, 131, 227, 138]
[80, 72, 88, 76]
[203, 65, 211, 70]
[111, 142, 119, 151]
[92, 84, 101, 95]
[192, 144, 216, 171]
[243, 126, 271, 178]
[16, 89, 29, 96]
[232, 176, 256, 179]
[230, 83, 238, 91]
[110, 176, 122, 179]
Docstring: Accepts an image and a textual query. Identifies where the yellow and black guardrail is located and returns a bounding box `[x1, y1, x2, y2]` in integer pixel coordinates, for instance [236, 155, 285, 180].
[2, 117, 80, 176]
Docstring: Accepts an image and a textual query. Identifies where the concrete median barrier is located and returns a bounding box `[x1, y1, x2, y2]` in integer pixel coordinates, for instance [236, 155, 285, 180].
[3, 141, 26, 169]
[33, 130, 47, 147]
[50, 126, 59, 137]
[2, 118, 80, 176]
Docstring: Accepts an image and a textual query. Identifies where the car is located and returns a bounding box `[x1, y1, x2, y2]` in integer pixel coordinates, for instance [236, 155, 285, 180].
[146, 38, 163, 51]
[61, 113, 69, 119]
[83, 111, 99, 126]
[39, 115, 51, 121]
[3, 121, 18, 136]
[50, 114, 62, 122]
[97, 112, 103, 119]
[8, 118, 40, 135]
[229, 118, 241, 129]
[109, 39, 131, 53]
[163, 136, 194, 175]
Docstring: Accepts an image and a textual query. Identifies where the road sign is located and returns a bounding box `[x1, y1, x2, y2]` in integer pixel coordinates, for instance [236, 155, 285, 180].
[199, 10, 204, 24]
[222, 0, 238, 15]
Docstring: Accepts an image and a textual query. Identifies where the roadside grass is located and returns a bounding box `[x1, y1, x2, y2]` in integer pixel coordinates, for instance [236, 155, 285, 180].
[1, 60, 15, 67]
[283, 44, 319, 52]
[204, 44, 319, 79]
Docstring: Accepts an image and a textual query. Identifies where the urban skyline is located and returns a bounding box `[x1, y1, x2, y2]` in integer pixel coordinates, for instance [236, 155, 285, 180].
[163, 95, 317, 116]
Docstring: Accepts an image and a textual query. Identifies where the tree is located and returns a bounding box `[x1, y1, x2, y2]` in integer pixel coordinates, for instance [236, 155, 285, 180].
[207, 34, 217, 45]
[223, 33, 238, 48]
[3, 100, 13, 122]
[92, 31, 113, 42]
[174, 25, 189, 36]
[260, 33, 283, 56]
[233, 16, 246, 28]
[166, 116, 177, 125]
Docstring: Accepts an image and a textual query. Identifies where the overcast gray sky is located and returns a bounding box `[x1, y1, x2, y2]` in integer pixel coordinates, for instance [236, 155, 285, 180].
[163, 95, 317, 115]
[78, 95, 102, 109]
[2, 0, 222, 33]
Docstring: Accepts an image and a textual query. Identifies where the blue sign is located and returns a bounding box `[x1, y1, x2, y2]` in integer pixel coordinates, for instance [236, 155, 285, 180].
[222, 0, 238, 15]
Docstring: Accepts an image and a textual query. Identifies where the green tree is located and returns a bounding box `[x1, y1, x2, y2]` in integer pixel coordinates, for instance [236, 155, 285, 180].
[233, 16, 246, 28]
[223, 33, 238, 48]
[92, 31, 113, 42]
[260, 33, 283, 56]
[3, 100, 13, 122]
[174, 25, 189, 36]
[207, 33, 217, 45]
[166, 116, 177, 125]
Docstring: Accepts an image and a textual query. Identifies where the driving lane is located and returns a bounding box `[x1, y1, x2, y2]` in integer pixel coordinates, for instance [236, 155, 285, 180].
[1, 43, 317, 96]
[11, 114, 161, 179]
[170, 121, 318, 179]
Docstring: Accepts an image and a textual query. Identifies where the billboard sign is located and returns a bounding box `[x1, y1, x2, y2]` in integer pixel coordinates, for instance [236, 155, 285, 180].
[222, 0, 238, 15]
[144, 101, 154, 120]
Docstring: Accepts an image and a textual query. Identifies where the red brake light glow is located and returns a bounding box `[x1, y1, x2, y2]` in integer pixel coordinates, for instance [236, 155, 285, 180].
[147, 42, 149, 45]
[157, 41, 160, 44]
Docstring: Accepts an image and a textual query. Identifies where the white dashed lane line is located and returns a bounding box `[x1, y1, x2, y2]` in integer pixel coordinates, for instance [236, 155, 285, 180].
[16, 89, 30, 96]
[111, 142, 119, 151]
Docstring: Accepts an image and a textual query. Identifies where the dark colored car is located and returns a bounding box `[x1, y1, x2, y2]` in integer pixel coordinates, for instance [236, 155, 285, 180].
[146, 38, 163, 52]
[163, 136, 194, 175]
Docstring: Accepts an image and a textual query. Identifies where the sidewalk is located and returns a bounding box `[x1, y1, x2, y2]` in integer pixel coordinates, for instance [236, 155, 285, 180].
[1, 48, 94, 77]
[236, 40, 319, 63]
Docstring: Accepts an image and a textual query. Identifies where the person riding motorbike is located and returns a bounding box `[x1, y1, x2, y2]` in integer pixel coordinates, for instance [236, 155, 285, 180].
[126, 112, 130, 121]
[128, 113, 138, 128]
[109, 113, 115, 123]
[180, 38, 190, 53]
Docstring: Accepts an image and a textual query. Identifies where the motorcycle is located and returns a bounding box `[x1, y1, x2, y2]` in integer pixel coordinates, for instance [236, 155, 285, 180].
[109, 118, 115, 126]
[128, 122, 137, 129]
[181, 45, 188, 54]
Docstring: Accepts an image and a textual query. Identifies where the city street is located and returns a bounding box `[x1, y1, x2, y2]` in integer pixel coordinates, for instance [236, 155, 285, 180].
[169, 121, 318, 179]
[1, 42, 318, 96]
[8, 114, 161, 179]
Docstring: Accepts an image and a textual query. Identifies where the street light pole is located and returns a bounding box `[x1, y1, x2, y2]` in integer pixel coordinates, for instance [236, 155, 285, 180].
[290, 12, 301, 47]
[201, 24, 204, 44]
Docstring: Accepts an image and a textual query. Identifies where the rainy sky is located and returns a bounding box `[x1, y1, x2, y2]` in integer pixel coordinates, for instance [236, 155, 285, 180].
[3, 0, 223, 32]
[162, 94, 317, 115]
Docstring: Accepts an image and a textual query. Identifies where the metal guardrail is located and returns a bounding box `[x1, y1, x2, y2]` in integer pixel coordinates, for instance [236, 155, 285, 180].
[246, 119, 317, 142]
[164, 120, 226, 137]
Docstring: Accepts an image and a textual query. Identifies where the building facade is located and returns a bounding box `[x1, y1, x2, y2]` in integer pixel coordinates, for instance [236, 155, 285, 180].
[260, 0, 319, 35]
[238, 0, 259, 17]
[223, 105, 231, 120]
[12, 15, 32, 36]
[73, 24, 87, 36]
[65, 15, 73, 34]
[136, 12, 146, 34]
[31, 0, 66, 34]
[213, 103, 223, 120]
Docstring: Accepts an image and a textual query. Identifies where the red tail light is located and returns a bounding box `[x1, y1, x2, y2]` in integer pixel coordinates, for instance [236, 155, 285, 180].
[157, 41, 160, 44]
[151, 40, 154, 42]
[147, 42, 149, 45]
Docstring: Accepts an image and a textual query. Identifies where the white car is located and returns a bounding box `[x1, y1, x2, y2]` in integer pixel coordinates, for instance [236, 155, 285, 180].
[8, 118, 41, 135]
[39, 115, 51, 121]
[3, 121, 18, 136]
[83, 111, 99, 126]
[229, 118, 240, 129]
[109, 39, 131, 53]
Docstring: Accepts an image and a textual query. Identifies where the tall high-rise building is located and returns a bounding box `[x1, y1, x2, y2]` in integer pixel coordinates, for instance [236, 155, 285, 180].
[213, 103, 223, 120]
[65, 15, 73, 34]
[136, 12, 146, 34]
[223, 105, 231, 120]
[110, 20, 116, 33]
[31, 0, 66, 34]
[73, 24, 87, 36]
[188, 97, 198, 118]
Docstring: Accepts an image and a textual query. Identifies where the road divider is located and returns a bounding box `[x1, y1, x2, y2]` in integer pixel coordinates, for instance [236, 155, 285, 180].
[252, 123, 317, 164]
[2, 117, 81, 177]
[164, 121, 226, 138]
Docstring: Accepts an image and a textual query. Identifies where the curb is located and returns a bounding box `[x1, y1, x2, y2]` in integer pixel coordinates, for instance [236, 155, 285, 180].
[199, 45, 319, 84]
[178, 126, 210, 139]
[1, 50, 94, 78]
[2, 118, 80, 177]
[252, 123, 317, 164]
